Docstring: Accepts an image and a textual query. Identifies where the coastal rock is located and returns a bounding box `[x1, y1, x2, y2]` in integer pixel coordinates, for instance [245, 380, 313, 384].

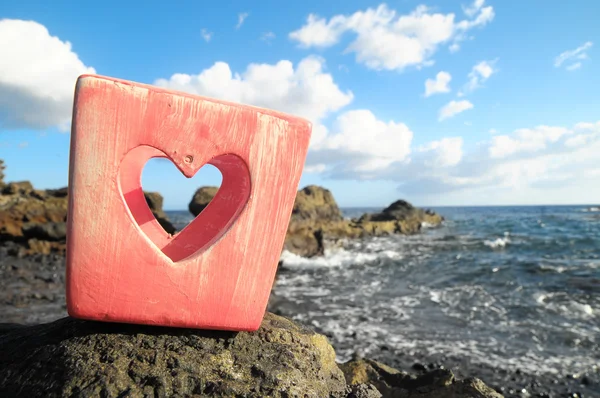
[186, 184, 443, 258]
[340, 357, 503, 398]
[283, 186, 443, 258]
[188, 186, 219, 216]
[0, 183, 68, 255]
[0, 159, 5, 187]
[144, 191, 176, 234]
[0, 167, 175, 253]
[290, 185, 344, 223]
[0, 313, 347, 398]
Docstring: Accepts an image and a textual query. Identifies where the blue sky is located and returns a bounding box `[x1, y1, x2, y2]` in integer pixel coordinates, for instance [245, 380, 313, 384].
[1, 0, 599, 209]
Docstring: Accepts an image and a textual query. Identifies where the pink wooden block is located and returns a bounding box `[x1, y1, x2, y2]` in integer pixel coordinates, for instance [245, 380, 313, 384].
[66, 74, 312, 331]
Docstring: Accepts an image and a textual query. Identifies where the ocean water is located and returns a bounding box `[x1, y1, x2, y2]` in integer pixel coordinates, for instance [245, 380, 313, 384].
[166, 206, 600, 378]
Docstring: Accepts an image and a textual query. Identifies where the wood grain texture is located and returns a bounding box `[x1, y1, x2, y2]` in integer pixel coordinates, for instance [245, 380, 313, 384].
[66, 74, 312, 331]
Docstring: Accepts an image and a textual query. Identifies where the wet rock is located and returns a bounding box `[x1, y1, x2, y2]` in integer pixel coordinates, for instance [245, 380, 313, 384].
[0, 313, 347, 398]
[188, 186, 219, 216]
[339, 358, 502, 398]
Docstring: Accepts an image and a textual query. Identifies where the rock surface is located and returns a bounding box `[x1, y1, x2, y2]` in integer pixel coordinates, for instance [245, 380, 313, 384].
[188, 184, 444, 258]
[188, 186, 220, 216]
[283, 187, 443, 258]
[144, 191, 176, 234]
[290, 185, 344, 223]
[0, 159, 5, 186]
[0, 176, 175, 255]
[340, 357, 502, 398]
[0, 310, 502, 398]
[0, 181, 69, 256]
[0, 313, 347, 398]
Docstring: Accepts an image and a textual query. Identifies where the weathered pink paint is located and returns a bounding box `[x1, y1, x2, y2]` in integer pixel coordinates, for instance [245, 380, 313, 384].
[66, 74, 312, 331]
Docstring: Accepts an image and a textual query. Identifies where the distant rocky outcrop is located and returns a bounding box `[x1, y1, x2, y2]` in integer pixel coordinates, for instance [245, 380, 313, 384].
[0, 313, 501, 398]
[144, 191, 176, 234]
[0, 161, 175, 255]
[291, 185, 344, 223]
[188, 186, 220, 216]
[0, 160, 5, 187]
[284, 186, 443, 258]
[0, 181, 69, 256]
[188, 184, 443, 258]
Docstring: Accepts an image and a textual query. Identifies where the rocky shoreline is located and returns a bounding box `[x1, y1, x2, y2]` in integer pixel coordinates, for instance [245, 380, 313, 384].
[3, 246, 597, 397]
[0, 160, 590, 397]
[0, 156, 443, 258]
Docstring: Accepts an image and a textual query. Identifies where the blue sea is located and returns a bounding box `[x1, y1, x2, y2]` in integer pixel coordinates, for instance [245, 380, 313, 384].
[166, 206, 600, 380]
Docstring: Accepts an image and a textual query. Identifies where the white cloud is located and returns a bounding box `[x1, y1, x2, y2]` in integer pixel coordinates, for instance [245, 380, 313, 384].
[201, 28, 213, 42]
[489, 125, 571, 159]
[236, 12, 249, 29]
[261, 31, 276, 44]
[0, 19, 96, 131]
[308, 119, 600, 205]
[554, 41, 593, 70]
[424, 71, 451, 97]
[418, 137, 463, 167]
[154, 56, 353, 124]
[310, 110, 413, 172]
[459, 59, 497, 95]
[439, 100, 473, 121]
[289, 0, 494, 71]
[463, 0, 485, 17]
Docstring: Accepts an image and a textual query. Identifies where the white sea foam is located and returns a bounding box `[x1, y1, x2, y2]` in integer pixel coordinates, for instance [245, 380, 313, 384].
[582, 206, 600, 212]
[483, 236, 510, 248]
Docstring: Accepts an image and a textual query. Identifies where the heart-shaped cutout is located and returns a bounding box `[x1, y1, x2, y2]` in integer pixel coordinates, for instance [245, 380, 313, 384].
[142, 159, 222, 234]
[118, 145, 251, 262]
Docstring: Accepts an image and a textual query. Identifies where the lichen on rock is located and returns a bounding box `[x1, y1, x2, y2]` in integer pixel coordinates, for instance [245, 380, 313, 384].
[0, 313, 347, 398]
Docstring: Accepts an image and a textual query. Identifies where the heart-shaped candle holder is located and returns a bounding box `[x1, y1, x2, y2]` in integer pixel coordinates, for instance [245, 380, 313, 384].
[66, 74, 312, 331]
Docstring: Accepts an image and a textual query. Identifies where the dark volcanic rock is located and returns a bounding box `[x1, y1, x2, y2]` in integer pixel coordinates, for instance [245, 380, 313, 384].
[144, 191, 176, 234]
[291, 185, 344, 223]
[0, 168, 175, 253]
[0, 313, 347, 398]
[366, 200, 416, 222]
[0, 159, 4, 187]
[283, 186, 444, 258]
[22, 222, 67, 241]
[340, 357, 502, 398]
[188, 186, 219, 216]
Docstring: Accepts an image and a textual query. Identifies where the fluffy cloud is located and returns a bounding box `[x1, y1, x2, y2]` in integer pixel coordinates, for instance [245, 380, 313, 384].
[424, 71, 451, 97]
[154, 56, 353, 123]
[417, 137, 463, 167]
[0, 19, 96, 131]
[309, 109, 414, 173]
[488, 125, 571, 159]
[289, 0, 494, 71]
[554, 41, 593, 70]
[438, 100, 473, 121]
[458, 60, 497, 96]
[311, 119, 600, 204]
[236, 12, 249, 29]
